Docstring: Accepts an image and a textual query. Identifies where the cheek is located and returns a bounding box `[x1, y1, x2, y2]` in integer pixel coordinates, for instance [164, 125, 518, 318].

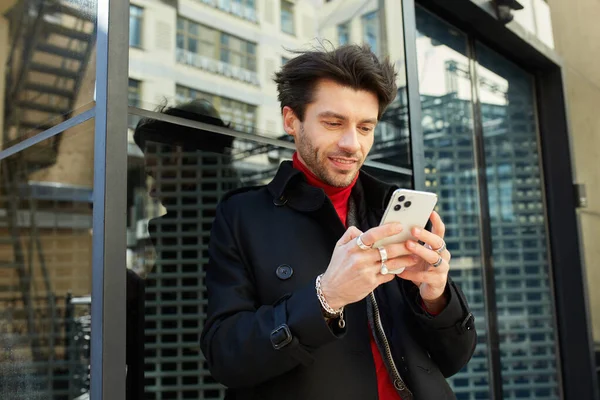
[361, 135, 375, 153]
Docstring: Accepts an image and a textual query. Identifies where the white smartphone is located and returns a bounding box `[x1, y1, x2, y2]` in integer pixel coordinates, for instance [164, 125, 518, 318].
[373, 189, 438, 274]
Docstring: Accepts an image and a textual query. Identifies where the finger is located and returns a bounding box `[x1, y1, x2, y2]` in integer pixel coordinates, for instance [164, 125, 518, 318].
[377, 272, 396, 285]
[364, 242, 413, 263]
[402, 257, 449, 274]
[430, 211, 446, 239]
[410, 227, 445, 253]
[360, 223, 403, 248]
[398, 261, 449, 284]
[405, 240, 446, 265]
[337, 226, 363, 246]
[384, 255, 419, 271]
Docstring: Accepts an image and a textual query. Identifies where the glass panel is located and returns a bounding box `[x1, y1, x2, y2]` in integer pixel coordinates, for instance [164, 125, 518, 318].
[415, 7, 491, 399]
[126, 110, 411, 398]
[476, 42, 560, 399]
[128, 0, 411, 170]
[0, 119, 94, 400]
[2, 0, 98, 147]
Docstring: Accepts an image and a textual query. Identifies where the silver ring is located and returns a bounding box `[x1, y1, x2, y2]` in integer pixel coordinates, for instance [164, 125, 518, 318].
[434, 240, 446, 254]
[377, 247, 388, 263]
[380, 263, 389, 274]
[432, 256, 443, 268]
[356, 234, 371, 250]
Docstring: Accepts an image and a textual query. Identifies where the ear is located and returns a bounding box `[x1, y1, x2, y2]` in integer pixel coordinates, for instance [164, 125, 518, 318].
[282, 106, 299, 138]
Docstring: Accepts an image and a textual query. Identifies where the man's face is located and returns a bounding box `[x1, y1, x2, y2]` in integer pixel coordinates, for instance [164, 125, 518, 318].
[283, 79, 379, 188]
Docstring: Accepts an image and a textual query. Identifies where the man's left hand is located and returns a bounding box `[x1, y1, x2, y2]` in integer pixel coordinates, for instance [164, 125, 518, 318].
[397, 211, 451, 314]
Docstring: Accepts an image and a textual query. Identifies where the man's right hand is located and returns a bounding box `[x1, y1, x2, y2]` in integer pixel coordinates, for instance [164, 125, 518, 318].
[319, 224, 418, 310]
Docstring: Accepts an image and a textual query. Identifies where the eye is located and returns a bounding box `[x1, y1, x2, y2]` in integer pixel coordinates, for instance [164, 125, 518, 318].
[324, 121, 341, 127]
[360, 126, 374, 133]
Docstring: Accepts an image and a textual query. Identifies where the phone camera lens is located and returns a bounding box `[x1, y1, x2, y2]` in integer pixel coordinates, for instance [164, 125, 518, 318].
[394, 205, 401, 211]
[398, 195, 405, 202]
[404, 201, 412, 208]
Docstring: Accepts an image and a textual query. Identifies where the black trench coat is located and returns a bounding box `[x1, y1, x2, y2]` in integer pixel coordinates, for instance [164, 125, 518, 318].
[200, 161, 476, 400]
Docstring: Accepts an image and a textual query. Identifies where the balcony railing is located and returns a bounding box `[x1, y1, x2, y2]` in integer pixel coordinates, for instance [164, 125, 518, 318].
[176, 49, 260, 86]
[199, 0, 259, 23]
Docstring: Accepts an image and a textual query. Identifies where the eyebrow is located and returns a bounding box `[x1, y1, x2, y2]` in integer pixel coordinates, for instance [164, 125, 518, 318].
[317, 111, 377, 125]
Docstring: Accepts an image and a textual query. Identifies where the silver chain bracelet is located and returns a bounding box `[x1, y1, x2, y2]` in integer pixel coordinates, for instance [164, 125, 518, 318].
[315, 274, 345, 328]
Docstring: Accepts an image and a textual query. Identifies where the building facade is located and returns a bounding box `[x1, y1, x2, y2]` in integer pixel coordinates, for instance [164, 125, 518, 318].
[0, 0, 598, 399]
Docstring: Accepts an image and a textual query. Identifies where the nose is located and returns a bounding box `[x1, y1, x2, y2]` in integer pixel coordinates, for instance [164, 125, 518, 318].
[338, 127, 360, 154]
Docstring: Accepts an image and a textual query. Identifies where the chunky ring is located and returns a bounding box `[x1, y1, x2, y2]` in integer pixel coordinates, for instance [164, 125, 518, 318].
[380, 263, 389, 274]
[434, 240, 446, 254]
[377, 247, 388, 263]
[356, 234, 371, 250]
[432, 256, 443, 268]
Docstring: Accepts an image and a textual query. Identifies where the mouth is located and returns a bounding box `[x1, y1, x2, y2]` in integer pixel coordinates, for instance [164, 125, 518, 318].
[328, 156, 359, 170]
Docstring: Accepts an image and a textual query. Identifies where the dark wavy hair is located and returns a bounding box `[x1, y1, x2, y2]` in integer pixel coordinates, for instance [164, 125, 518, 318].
[274, 43, 397, 121]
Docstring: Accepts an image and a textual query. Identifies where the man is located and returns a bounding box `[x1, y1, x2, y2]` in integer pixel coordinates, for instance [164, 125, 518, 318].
[200, 44, 476, 399]
[131, 100, 236, 399]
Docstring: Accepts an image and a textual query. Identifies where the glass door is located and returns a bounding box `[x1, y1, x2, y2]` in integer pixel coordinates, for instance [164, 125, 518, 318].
[415, 6, 560, 400]
[476, 43, 560, 399]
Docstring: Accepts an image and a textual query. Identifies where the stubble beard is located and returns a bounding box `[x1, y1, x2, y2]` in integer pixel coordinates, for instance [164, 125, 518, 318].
[296, 124, 361, 188]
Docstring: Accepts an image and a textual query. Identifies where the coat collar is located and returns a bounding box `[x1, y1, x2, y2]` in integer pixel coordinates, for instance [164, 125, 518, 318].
[267, 161, 398, 213]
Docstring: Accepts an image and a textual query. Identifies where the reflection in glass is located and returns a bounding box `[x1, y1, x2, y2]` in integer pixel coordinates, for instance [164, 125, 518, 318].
[415, 8, 490, 399]
[128, 79, 141, 109]
[2, 0, 98, 147]
[280, 0, 295, 35]
[129, 5, 143, 48]
[0, 119, 94, 400]
[175, 85, 257, 134]
[126, 100, 412, 397]
[129, 0, 411, 169]
[337, 22, 350, 46]
[128, 101, 239, 399]
[476, 43, 560, 399]
[362, 11, 379, 55]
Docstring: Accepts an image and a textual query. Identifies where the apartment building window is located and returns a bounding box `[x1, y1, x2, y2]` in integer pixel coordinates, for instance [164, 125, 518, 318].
[128, 79, 142, 128]
[176, 85, 257, 134]
[129, 5, 143, 48]
[338, 22, 350, 46]
[221, 34, 257, 71]
[362, 11, 379, 54]
[281, 0, 295, 35]
[177, 18, 257, 72]
[128, 79, 141, 108]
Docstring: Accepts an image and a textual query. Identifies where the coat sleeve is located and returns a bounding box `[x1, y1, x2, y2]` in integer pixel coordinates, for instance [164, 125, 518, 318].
[200, 200, 345, 389]
[400, 278, 477, 377]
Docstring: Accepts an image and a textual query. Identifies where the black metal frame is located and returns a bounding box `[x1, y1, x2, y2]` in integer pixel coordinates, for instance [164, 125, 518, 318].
[408, 1, 598, 399]
[91, 0, 129, 398]
[402, 0, 426, 190]
[465, 37, 504, 400]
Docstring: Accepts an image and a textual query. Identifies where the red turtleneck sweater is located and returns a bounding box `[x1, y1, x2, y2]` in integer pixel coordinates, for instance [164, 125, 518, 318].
[292, 153, 402, 400]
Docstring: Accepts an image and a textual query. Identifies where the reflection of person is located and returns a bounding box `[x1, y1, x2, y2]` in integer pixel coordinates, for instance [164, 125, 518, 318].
[201, 44, 476, 399]
[131, 100, 236, 399]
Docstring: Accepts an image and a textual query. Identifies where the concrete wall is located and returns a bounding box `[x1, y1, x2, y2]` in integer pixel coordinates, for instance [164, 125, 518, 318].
[547, 0, 600, 343]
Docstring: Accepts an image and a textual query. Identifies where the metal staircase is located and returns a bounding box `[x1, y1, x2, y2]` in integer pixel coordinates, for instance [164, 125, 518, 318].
[0, 0, 96, 398]
[4, 0, 96, 151]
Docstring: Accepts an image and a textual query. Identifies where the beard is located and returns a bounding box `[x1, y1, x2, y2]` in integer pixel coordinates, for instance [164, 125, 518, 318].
[295, 124, 363, 188]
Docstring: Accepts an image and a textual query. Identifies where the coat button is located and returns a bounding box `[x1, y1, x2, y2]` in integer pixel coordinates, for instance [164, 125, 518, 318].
[276, 264, 293, 280]
[273, 195, 288, 206]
